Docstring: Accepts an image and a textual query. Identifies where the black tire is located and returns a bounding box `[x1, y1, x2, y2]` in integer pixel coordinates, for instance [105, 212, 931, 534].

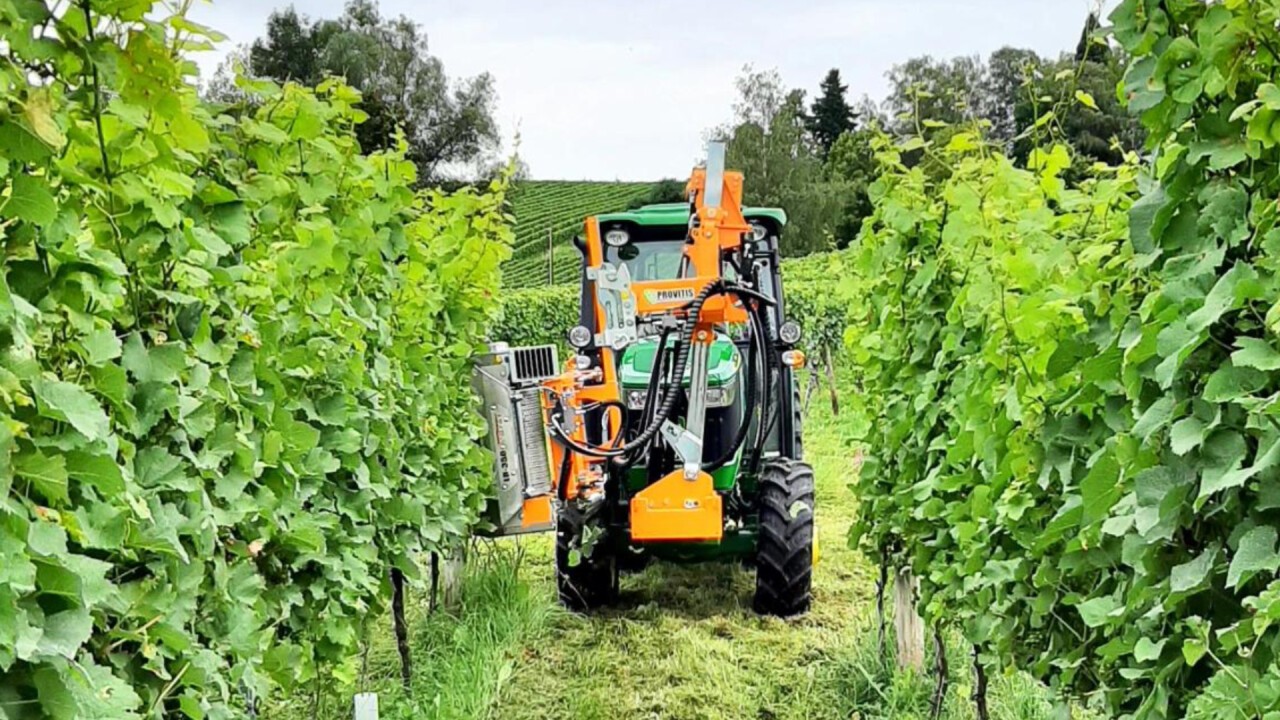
[616, 545, 651, 574]
[753, 458, 815, 617]
[556, 517, 618, 611]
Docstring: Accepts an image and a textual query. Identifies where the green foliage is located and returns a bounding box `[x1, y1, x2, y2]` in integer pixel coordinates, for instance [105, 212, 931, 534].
[823, 129, 877, 247]
[717, 67, 841, 257]
[839, 130, 1147, 710]
[503, 180, 657, 288]
[231, 0, 499, 183]
[626, 178, 686, 210]
[492, 269, 841, 362]
[807, 69, 858, 158]
[0, 2, 509, 717]
[884, 28, 1144, 169]
[844, 0, 1280, 715]
[492, 286, 580, 351]
[1010, 49, 1145, 169]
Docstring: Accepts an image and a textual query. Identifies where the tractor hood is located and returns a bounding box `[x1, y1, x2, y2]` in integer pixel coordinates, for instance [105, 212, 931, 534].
[619, 334, 741, 388]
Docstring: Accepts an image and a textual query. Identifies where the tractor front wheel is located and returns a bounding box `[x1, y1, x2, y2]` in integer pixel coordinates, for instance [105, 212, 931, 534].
[753, 458, 815, 617]
[555, 517, 618, 611]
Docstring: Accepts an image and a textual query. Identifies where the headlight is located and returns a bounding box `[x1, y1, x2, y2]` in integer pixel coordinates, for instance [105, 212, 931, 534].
[778, 319, 802, 345]
[705, 384, 736, 408]
[604, 228, 630, 247]
[625, 389, 647, 410]
[749, 222, 769, 241]
[568, 325, 592, 349]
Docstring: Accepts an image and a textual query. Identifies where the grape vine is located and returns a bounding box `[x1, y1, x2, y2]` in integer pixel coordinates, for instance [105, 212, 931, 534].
[0, 2, 509, 716]
[844, 1, 1280, 716]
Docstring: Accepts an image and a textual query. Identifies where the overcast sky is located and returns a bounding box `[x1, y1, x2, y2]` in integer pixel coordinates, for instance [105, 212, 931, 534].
[188, 0, 1115, 181]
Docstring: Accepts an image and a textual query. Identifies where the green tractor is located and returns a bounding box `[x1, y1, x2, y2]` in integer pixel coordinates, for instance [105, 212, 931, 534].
[473, 145, 814, 616]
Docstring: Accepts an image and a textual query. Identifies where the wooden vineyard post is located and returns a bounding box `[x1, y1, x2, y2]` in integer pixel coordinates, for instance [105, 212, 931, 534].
[894, 567, 925, 672]
[547, 227, 554, 285]
[443, 544, 467, 609]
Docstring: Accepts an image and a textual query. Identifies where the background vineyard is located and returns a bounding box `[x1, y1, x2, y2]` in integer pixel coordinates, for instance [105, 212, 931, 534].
[503, 180, 657, 288]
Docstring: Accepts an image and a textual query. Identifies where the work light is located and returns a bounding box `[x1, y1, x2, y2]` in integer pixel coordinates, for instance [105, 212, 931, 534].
[568, 325, 593, 349]
[778, 319, 802, 345]
[605, 228, 630, 247]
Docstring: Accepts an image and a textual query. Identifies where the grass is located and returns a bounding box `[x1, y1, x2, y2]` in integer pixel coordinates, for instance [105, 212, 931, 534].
[270, 545, 560, 720]
[276, 376, 1081, 719]
[488, 392, 1074, 720]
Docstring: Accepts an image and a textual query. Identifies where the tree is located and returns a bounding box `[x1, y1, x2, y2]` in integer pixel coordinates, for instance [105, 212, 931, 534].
[1011, 44, 1144, 167]
[807, 69, 857, 157]
[248, 7, 319, 83]
[627, 178, 686, 209]
[235, 1, 499, 183]
[714, 67, 839, 257]
[824, 129, 877, 247]
[884, 55, 987, 133]
[982, 47, 1041, 149]
[1075, 12, 1106, 64]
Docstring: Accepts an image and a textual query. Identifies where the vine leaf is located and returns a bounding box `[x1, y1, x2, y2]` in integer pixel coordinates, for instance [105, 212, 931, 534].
[1202, 365, 1267, 403]
[1081, 449, 1122, 525]
[31, 379, 111, 442]
[80, 328, 122, 366]
[1078, 595, 1122, 628]
[1, 173, 56, 226]
[14, 450, 69, 505]
[1170, 416, 1207, 455]
[1228, 526, 1280, 589]
[1231, 338, 1280, 371]
[1170, 546, 1218, 595]
[23, 89, 65, 149]
[1133, 396, 1177, 441]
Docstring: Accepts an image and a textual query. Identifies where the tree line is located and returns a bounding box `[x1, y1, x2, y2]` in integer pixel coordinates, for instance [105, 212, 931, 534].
[719, 12, 1145, 256]
[216, 4, 1141, 258]
[206, 0, 502, 185]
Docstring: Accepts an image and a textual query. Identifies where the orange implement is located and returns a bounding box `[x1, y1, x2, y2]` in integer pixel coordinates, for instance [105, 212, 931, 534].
[630, 469, 723, 543]
[520, 494, 554, 531]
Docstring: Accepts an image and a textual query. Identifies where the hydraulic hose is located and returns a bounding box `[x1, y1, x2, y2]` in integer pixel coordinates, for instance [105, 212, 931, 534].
[618, 326, 673, 467]
[548, 280, 779, 468]
[548, 280, 724, 459]
[703, 295, 768, 471]
[747, 309, 781, 477]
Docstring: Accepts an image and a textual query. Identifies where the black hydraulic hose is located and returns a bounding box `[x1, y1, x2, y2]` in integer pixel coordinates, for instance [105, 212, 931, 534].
[597, 400, 629, 449]
[638, 328, 672, 435]
[549, 280, 723, 459]
[747, 302, 781, 477]
[556, 440, 572, 503]
[703, 294, 767, 471]
[618, 326, 672, 467]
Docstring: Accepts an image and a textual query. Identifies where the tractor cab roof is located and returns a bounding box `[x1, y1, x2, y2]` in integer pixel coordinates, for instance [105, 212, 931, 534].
[595, 203, 787, 229]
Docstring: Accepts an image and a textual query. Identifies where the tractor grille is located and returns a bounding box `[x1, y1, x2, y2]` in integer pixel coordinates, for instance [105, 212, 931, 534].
[509, 345, 559, 383]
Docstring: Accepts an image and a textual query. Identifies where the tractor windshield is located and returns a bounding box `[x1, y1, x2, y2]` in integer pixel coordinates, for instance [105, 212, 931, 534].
[607, 240, 685, 281]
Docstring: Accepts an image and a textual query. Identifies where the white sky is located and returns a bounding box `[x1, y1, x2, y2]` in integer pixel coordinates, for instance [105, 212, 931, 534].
[188, 0, 1114, 181]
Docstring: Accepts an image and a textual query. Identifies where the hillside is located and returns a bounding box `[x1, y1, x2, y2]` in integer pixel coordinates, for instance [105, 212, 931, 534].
[503, 180, 657, 288]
